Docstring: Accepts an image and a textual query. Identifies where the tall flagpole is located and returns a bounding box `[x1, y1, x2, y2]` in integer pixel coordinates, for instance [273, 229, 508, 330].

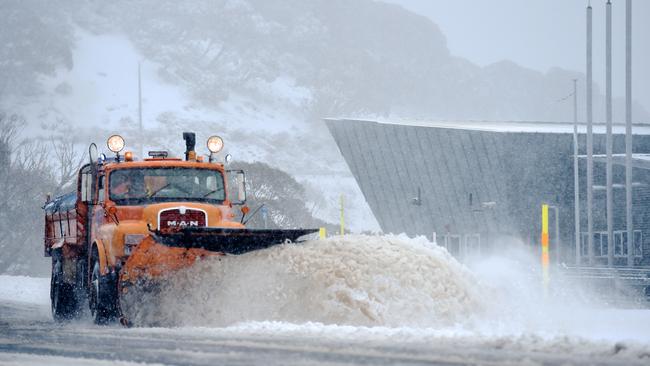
[625, 0, 634, 267]
[573, 79, 581, 265]
[586, 2, 594, 266]
[605, 0, 614, 267]
[138, 62, 144, 158]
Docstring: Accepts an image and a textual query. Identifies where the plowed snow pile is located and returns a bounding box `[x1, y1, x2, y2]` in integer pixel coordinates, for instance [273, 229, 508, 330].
[144, 235, 489, 327]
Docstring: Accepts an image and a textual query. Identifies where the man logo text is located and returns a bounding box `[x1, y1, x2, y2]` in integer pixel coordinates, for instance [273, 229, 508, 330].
[166, 220, 199, 227]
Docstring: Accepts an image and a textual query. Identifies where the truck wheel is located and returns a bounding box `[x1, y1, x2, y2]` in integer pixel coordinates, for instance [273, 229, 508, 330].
[89, 249, 118, 325]
[74, 258, 88, 311]
[50, 257, 79, 321]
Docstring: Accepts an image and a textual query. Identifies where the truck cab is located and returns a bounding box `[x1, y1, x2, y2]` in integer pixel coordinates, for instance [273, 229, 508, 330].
[45, 133, 248, 324]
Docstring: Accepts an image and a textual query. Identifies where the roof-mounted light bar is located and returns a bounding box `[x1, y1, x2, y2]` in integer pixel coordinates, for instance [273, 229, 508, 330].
[148, 151, 169, 159]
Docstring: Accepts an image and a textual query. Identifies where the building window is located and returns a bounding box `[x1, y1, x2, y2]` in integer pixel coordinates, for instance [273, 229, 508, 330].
[601, 232, 609, 257]
[634, 231, 643, 257]
[611, 230, 642, 258]
[444, 234, 461, 257]
[591, 232, 609, 257]
[614, 232, 623, 256]
[465, 234, 481, 257]
[580, 231, 644, 259]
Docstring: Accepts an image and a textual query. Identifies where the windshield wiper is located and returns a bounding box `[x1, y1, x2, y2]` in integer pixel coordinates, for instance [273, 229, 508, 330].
[148, 183, 171, 198]
[203, 187, 224, 198]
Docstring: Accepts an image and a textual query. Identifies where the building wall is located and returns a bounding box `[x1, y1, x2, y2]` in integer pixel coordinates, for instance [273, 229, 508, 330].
[327, 119, 650, 266]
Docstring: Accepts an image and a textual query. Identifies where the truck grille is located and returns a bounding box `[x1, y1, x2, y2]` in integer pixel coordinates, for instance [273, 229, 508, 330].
[158, 207, 207, 230]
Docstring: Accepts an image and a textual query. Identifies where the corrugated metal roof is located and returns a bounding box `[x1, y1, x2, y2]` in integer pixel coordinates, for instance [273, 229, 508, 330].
[327, 118, 650, 135]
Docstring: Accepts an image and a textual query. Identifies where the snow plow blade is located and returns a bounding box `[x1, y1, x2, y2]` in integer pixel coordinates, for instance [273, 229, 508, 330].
[119, 227, 318, 325]
[151, 227, 319, 255]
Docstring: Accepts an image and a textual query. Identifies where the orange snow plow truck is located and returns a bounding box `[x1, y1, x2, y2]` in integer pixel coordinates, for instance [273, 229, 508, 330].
[43, 133, 317, 325]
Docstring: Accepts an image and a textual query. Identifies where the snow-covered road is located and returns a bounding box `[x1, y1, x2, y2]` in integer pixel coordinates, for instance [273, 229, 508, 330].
[1, 296, 649, 366]
[1, 235, 650, 365]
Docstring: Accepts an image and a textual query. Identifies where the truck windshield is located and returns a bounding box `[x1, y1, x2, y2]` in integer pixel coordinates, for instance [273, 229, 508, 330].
[109, 167, 225, 205]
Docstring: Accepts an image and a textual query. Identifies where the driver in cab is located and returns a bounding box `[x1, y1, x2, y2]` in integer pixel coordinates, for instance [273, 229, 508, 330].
[110, 172, 145, 200]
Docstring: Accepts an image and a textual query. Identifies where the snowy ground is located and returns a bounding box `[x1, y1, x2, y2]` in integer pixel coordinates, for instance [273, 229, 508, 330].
[1, 235, 650, 365]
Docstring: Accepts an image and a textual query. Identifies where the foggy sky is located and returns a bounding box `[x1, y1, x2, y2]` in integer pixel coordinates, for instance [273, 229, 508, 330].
[385, 0, 650, 118]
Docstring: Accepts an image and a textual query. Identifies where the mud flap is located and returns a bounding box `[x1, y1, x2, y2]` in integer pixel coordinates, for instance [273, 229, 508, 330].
[99, 271, 119, 313]
[51, 249, 80, 321]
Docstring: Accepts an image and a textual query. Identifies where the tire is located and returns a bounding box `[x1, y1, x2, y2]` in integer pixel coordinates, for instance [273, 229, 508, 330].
[89, 248, 118, 325]
[50, 256, 80, 322]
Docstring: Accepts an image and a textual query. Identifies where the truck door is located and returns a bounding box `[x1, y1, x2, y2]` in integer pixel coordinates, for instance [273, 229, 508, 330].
[77, 164, 96, 246]
[75, 163, 97, 295]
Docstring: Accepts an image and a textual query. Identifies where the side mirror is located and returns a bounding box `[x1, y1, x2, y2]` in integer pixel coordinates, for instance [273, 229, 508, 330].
[236, 171, 246, 203]
[226, 169, 247, 205]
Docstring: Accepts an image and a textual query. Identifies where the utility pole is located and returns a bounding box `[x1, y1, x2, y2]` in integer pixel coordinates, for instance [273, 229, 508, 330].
[625, 0, 634, 267]
[573, 79, 581, 265]
[586, 2, 594, 266]
[138, 62, 144, 158]
[606, 0, 614, 267]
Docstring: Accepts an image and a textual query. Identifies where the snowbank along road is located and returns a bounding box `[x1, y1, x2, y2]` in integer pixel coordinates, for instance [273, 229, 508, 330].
[1, 235, 650, 365]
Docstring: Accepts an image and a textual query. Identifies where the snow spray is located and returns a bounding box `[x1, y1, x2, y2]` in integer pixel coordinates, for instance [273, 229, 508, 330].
[136, 234, 643, 343]
[144, 235, 489, 327]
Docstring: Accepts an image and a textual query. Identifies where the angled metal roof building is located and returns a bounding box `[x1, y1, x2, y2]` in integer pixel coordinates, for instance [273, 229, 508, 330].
[326, 118, 650, 266]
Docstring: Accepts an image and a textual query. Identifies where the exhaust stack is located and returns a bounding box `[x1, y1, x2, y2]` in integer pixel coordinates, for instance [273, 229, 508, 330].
[183, 132, 196, 161]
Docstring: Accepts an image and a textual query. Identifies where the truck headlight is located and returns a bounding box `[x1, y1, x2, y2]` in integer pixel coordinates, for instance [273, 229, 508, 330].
[107, 135, 125, 153]
[207, 136, 224, 153]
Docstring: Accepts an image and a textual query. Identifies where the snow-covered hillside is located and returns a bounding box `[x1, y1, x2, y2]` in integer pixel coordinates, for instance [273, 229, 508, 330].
[2, 0, 649, 236]
[4, 27, 378, 232]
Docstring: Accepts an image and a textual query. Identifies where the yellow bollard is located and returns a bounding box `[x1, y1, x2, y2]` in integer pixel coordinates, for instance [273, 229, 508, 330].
[319, 227, 326, 239]
[541, 204, 550, 298]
